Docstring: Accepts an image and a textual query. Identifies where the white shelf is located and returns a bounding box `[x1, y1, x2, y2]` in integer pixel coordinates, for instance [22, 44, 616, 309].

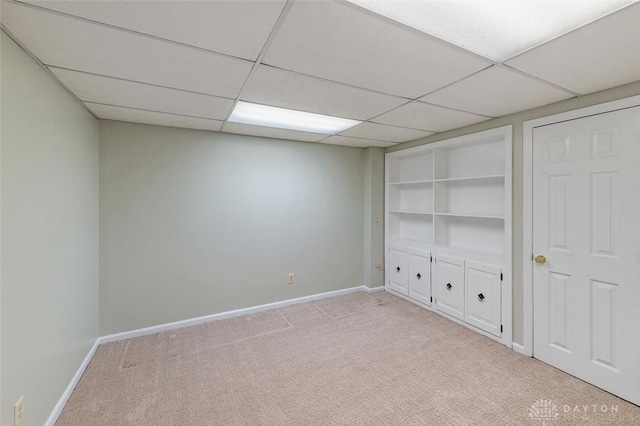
[389, 179, 434, 185]
[434, 212, 504, 220]
[390, 210, 433, 215]
[434, 174, 504, 183]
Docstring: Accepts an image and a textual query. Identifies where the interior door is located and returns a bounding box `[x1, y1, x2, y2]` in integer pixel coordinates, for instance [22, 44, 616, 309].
[532, 106, 640, 405]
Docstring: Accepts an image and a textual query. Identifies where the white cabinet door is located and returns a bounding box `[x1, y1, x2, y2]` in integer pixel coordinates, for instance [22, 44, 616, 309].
[435, 255, 464, 320]
[533, 106, 640, 405]
[408, 251, 431, 306]
[465, 261, 501, 336]
[389, 246, 408, 295]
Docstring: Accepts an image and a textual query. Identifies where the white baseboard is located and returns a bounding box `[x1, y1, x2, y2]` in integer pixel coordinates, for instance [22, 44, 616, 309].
[99, 285, 366, 344]
[45, 338, 100, 426]
[512, 343, 531, 356]
[363, 285, 385, 293]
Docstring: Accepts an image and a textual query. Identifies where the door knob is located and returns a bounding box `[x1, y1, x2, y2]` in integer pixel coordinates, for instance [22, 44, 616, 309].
[416, 273, 421, 279]
[446, 283, 452, 290]
[534, 255, 547, 264]
[396, 266, 401, 272]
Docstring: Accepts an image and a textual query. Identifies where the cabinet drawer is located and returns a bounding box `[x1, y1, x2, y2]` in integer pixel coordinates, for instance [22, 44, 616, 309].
[408, 252, 431, 306]
[435, 255, 464, 320]
[465, 261, 501, 336]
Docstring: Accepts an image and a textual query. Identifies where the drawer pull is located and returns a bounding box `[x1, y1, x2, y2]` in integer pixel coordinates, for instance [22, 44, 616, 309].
[396, 266, 401, 273]
[416, 273, 421, 279]
[478, 293, 485, 302]
[446, 283, 452, 291]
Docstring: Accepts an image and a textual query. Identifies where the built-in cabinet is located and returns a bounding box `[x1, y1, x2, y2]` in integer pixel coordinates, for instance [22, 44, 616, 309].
[385, 126, 512, 345]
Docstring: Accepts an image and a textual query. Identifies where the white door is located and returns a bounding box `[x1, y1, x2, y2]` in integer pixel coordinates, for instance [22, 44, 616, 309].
[389, 246, 408, 295]
[532, 106, 640, 405]
[435, 255, 464, 321]
[408, 251, 431, 305]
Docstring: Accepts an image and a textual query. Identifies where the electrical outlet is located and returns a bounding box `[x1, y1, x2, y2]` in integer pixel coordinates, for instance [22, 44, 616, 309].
[288, 273, 295, 284]
[375, 261, 382, 269]
[14, 396, 24, 426]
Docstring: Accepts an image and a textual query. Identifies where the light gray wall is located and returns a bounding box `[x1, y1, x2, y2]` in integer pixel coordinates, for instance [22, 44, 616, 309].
[363, 147, 384, 288]
[99, 121, 365, 335]
[1, 32, 99, 426]
[387, 80, 640, 345]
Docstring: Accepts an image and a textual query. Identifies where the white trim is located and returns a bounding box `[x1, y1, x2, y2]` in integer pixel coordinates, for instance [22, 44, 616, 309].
[363, 285, 385, 293]
[522, 94, 640, 358]
[98, 285, 366, 344]
[44, 339, 100, 426]
[512, 343, 530, 356]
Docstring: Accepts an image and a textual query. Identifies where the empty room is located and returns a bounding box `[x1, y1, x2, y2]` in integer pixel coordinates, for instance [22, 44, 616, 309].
[2, 0, 640, 425]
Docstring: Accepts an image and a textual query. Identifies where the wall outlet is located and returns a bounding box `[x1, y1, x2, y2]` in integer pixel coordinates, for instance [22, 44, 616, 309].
[14, 395, 24, 426]
[375, 261, 382, 269]
[288, 273, 295, 284]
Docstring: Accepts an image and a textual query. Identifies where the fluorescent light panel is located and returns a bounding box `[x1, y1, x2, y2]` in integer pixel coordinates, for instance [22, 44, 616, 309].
[228, 102, 361, 134]
[346, 0, 638, 61]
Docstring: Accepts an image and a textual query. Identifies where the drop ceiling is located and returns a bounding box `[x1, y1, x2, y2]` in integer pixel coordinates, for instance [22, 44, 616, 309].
[2, 0, 640, 148]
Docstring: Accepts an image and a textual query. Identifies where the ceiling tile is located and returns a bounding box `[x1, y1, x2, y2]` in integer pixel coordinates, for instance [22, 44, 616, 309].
[3, 1, 253, 98]
[372, 102, 490, 132]
[320, 136, 397, 148]
[505, 3, 640, 94]
[339, 122, 433, 142]
[263, 1, 490, 98]
[51, 67, 234, 120]
[241, 66, 407, 120]
[24, 0, 286, 60]
[419, 66, 574, 117]
[86, 103, 223, 132]
[222, 123, 326, 143]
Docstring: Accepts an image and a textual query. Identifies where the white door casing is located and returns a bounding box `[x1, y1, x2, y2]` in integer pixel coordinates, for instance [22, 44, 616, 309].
[532, 106, 640, 405]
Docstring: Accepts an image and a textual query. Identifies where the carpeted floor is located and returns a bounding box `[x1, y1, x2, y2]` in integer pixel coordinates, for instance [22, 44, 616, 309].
[57, 291, 640, 425]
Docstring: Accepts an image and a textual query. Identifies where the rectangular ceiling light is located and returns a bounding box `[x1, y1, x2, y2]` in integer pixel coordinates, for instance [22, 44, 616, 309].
[346, 0, 638, 61]
[228, 102, 361, 134]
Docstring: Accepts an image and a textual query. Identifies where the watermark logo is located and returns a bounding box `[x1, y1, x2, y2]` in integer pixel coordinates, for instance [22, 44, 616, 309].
[529, 399, 560, 424]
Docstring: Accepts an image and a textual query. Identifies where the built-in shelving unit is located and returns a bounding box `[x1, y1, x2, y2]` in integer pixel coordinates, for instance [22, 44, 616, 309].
[385, 126, 512, 346]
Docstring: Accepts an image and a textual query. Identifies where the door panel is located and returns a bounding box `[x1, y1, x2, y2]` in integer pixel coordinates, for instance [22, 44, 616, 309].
[532, 106, 640, 405]
[435, 255, 464, 320]
[408, 252, 431, 305]
[465, 261, 501, 336]
[389, 246, 408, 295]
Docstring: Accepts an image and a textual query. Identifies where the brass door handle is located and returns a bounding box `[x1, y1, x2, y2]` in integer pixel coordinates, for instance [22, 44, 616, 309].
[534, 255, 547, 264]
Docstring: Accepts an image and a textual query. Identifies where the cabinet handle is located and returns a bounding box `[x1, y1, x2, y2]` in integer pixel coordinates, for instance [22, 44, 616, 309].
[478, 293, 485, 302]
[396, 266, 401, 273]
[416, 273, 421, 279]
[446, 283, 452, 290]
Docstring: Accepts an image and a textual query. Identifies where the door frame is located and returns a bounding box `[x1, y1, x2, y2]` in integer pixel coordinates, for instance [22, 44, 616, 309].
[521, 94, 640, 357]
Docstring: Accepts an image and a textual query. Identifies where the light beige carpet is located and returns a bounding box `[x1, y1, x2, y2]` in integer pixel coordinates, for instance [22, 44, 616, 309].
[57, 292, 640, 425]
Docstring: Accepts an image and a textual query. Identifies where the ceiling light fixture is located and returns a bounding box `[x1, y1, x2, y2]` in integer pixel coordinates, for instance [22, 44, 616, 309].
[346, 0, 638, 61]
[228, 102, 361, 134]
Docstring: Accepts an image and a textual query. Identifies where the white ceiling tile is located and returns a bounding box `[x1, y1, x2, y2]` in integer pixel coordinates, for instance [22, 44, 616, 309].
[51, 67, 234, 120]
[419, 66, 574, 117]
[320, 136, 397, 148]
[505, 3, 640, 94]
[241, 66, 407, 120]
[222, 122, 326, 143]
[372, 102, 490, 132]
[339, 122, 433, 143]
[24, 0, 286, 61]
[3, 1, 253, 98]
[86, 103, 223, 132]
[263, 1, 490, 98]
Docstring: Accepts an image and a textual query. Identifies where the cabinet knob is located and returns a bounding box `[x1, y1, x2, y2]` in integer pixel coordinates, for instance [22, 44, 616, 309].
[396, 266, 401, 273]
[416, 273, 421, 279]
[446, 283, 452, 290]
[478, 293, 485, 302]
